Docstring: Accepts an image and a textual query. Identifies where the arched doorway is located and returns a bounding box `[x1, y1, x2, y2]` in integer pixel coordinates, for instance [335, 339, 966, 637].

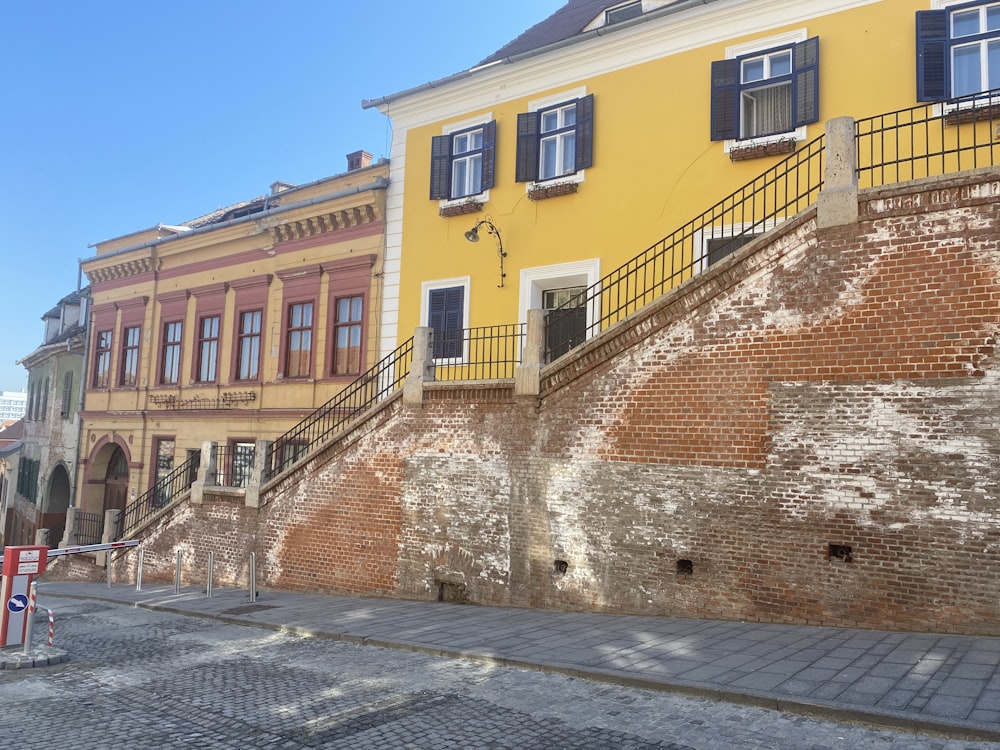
[43, 464, 72, 548]
[103, 446, 129, 514]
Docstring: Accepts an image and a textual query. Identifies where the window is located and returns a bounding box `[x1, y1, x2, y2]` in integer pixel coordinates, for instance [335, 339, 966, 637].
[229, 441, 255, 488]
[332, 296, 363, 376]
[93, 330, 112, 388]
[516, 94, 594, 184]
[61, 372, 73, 418]
[152, 438, 175, 508]
[237, 310, 262, 381]
[710, 37, 819, 142]
[160, 321, 183, 385]
[40, 378, 48, 421]
[197, 315, 220, 383]
[285, 302, 313, 378]
[427, 285, 465, 360]
[430, 122, 496, 200]
[120, 326, 140, 386]
[606, 1, 642, 25]
[918, 3, 1000, 100]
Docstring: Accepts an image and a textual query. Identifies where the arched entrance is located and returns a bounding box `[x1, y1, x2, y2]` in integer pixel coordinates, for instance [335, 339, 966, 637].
[42, 464, 72, 548]
[103, 446, 129, 514]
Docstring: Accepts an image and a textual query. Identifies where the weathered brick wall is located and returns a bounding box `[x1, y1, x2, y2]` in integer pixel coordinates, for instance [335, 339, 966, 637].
[60, 169, 1000, 635]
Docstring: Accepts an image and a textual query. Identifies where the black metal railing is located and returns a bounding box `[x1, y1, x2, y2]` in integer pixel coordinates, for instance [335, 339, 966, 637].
[213, 443, 256, 488]
[544, 135, 827, 361]
[263, 337, 414, 481]
[74, 511, 104, 546]
[432, 324, 525, 381]
[121, 452, 201, 535]
[856, 88, 1000, 189]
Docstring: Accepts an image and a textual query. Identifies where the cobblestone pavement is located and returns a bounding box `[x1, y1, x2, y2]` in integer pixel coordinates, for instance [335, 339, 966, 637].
[0, 600, 997, 749]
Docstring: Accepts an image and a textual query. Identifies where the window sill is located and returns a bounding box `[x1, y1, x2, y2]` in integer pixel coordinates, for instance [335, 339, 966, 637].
[528, 181, 579, 201]
[439, 200, 483, 218]
[729, 137, 797, 162]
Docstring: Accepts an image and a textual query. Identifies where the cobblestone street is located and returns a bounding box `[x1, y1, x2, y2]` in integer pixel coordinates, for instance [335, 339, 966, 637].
[0, 599, 996, 749]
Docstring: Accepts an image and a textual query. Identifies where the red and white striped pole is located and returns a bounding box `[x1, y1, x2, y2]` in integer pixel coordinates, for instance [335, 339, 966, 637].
[45, 607, 54, 647]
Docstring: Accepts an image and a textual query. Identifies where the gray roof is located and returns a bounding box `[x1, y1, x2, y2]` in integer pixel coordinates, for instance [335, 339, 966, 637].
[479, 0, 656, 65]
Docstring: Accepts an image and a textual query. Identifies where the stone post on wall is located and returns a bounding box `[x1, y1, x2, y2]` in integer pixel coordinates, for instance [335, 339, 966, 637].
[95, 508, 121, 567]
[190, 441, 219, 506]
[515, 309, 546, 397]
[34, 528, 49, 547]
[243, 439, 272, 509]
[60, 507, 79, 547]
[817, 116, 858, 229]
[403, 326, 435, 407]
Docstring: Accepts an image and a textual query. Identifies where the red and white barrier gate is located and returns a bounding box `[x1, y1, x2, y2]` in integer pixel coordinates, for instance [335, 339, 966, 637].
[0, 540, 138, 649]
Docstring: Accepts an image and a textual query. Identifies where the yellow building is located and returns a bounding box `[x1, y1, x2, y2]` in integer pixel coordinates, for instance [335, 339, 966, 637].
[364, 0, 974, 360]
[78, 154, 388, 525]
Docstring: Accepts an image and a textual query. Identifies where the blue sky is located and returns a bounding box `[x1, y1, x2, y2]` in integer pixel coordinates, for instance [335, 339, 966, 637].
[0, 0, 566, 392]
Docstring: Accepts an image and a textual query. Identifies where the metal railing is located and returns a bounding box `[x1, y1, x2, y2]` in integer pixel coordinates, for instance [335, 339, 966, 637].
[544, 135, 827, 360]
[121, 452, 200, 535]
[213, 443, 255, 488]
[432, 324, 525, 381]
[74, 511, 104, 546]
[857, 88, 1000, 189]
[263, 337, 414, 481]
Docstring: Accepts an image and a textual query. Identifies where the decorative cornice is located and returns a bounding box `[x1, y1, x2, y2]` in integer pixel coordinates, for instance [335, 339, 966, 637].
[266, 204, 382, 245]
[84, 257, 154, 284]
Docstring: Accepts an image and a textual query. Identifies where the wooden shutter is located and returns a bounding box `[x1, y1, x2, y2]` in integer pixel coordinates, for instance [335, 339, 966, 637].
[515, 111, 540, 182]
[916, 10, 948, 102]
[428, 287, 464, 359]
[792, 36, 820, 128]
[61, 371, 73, 417]
[710, 58, 740, 141]
[481, 120, 497, 191]
[574, 94, 595, 171]
[429, 134, 452, 200]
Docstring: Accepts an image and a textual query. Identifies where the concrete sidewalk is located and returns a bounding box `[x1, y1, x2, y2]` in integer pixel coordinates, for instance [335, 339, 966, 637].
[34, 580, 1000, 741]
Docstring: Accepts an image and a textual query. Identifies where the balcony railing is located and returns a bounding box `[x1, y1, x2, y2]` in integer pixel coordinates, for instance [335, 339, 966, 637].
[263, 337, 414, 481]
[856, 88, 1000, 189]
[431, 324, 525, 381]
[121, 452, 200, 535]
[544, 135, 827, 361]
[74, 511, 105, 546]
[212, 443, 256, 488]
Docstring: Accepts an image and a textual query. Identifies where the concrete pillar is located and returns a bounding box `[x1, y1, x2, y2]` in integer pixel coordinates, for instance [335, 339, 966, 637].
[189, 441, 218, 506]
[60, 507, 78, 547]
[34, 528, 49, 547]
[514, 309, 546, 397]
[817, 116, 858, 229]
[96, 508, 121, 566]
[243, 439, 272, 509]
[403, 326, 435, 407]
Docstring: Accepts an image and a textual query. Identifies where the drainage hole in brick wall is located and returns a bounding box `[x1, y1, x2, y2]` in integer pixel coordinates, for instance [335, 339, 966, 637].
[554, 559, 569, 575]
[828, 544, 853, 563]
[676, 559, 694, 576]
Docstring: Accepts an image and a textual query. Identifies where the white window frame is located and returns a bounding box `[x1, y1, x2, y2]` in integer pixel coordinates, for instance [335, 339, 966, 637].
[438, 114, 492, 211]
[932, 0, 1000, 112]
[525, 87, 588, 194]
[723, 30, 808, 155]
[518, 259, 602, 338]
[694, 218, 782, 273]
[420, 276, 471, 364]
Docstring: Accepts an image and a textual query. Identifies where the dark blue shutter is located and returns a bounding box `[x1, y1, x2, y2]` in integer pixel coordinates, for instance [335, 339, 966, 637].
[710, 58, 740, 141]
[792, 36, 820, 128]
[515, 111, 540, 182]
[574, 94, 595, 171]
[429, 287, 464, 359]
[481, 120, 497, 191]
[916, 10, 948, 102]
[429, 134, 452, 200]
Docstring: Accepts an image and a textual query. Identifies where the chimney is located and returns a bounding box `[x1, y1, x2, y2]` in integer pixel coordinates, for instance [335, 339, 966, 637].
[346, 150, 372, 171]
[270, 181, 295, 195]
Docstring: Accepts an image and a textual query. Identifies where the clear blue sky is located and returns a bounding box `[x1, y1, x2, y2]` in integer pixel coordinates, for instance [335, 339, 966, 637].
[0, 0, 566, 393]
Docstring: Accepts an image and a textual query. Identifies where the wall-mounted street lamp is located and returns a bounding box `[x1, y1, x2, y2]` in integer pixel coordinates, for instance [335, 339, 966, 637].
[464, 215, 507, 288]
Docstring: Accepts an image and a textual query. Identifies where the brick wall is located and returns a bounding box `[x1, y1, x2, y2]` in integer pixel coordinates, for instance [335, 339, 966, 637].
[68, 169, 1000, 635]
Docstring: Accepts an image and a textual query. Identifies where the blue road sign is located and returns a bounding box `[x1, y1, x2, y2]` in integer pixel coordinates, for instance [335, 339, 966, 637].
[7, 594, 28, 613]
